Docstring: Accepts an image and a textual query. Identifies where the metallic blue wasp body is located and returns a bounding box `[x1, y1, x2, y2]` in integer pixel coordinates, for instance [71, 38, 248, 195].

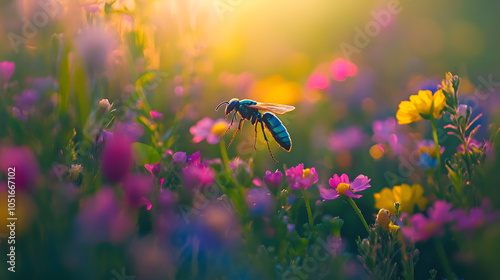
[216, 98, 295, 163]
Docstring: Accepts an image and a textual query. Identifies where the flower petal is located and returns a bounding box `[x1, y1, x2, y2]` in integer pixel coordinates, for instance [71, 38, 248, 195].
[319, 185, 339, 200]
[350, 175, 371, 191]
[345, 189, 362, 199]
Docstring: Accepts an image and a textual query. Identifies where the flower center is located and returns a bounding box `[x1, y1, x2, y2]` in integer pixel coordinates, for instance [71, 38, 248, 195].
[302, 168, 311, 178]
[211, 122, 228, 136]
[419, 146, 436, 157]
[336, 183, 350, 195]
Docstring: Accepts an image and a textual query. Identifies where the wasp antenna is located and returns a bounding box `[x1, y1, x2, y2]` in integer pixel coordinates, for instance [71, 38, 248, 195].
[215, 101, 229, 111]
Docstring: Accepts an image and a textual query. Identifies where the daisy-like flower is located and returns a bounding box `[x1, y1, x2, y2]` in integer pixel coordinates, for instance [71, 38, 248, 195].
[319, 174, 371, 200]
[189, 117, 228, 144]
[374, 183, 427, 214]
[285, 163, 318, 190]
[396, 90, 446, 124]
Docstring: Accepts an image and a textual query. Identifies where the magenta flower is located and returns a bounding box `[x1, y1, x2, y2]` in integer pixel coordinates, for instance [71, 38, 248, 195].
[306, 73, 329, 90]
[121, 174, 154, 208]
[451, 199, 500, 232]
[75, 188, 133, 244]
[173, 152, 187, 164]
[150, 110, 163, 119]
[457, 139, 490, 154]
[182, 165, 215, 190]
[329, 126, 366, 152]
[101, 134, 133, 183]
[263, 170, 283, 189]
[144, 162, 161, 176]
[285, 164, 318, 190]
[0, 61, 15, 83]
[189, 117, 228, 144]
[0, 146, 40, 191]
[330, 58, 357, 81]
[403, 200, 454, 242]
[319, 174, 371, 200]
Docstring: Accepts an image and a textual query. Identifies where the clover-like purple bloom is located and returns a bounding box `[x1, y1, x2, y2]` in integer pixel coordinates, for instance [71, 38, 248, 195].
[0, 61, 15, 83]
[319, 174, 371, 200]
[101, 134, 133, 183]
[285, 163, 318, 190]
[0, 146, 40, 191]
[264, 170, 283, 189]
[403, 200, 454, 242]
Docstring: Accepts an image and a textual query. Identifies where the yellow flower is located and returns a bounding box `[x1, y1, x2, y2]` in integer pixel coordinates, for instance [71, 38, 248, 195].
[396, 90, 446, 124]
[374, 184, 427, 214]
[375, 208, 400, 233]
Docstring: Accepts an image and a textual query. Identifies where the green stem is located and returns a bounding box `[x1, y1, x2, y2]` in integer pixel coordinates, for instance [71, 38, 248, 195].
[430, 116, 443, 197]
[434, 239, 454, 280]
[219, 139, 231, 174]
[346, 196, 370, 234]
[301, 189, 314, 227]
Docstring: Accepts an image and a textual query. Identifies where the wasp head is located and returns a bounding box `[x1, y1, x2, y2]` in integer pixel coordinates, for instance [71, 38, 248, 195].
[216, 98, 239, 119]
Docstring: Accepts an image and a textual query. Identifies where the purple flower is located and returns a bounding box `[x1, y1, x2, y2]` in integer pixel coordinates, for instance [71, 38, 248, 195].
[0, 61, 15, 83]
[150, 110, 163, 119]
[189, 117, 228, 144]
[263, 170, 283, 189]
[14, 89, 39, 110]
[329, 126, 366, 152]
[173, 152, 187, 164]
[285, 163, 318, 190]
[187, 151, 201, 166]
[12, 107, 27, 122]
[451, 199, 500, 232]
[75, 188, 133, 244]
[372, 117, 396, 143]
[403, 200, 454, 242]
[457, 139, 489, 154]
[245, 188, 273, 216]
[97, 129, 113, 145]
[319, 174, 371, 200]
[0, 146, 40, 190]
[101, 134, 133, 183]
[182, 165, 215, 190]
[121, 174, 154, 208]
[144, 162, 161, 176]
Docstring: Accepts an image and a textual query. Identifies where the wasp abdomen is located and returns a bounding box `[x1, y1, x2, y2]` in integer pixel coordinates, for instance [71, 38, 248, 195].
[262, 112, 292, 151]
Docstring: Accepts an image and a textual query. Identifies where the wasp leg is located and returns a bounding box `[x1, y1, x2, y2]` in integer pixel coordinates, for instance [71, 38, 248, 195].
[221, 112, 237, 138]
[226, 119, 244, 149]
[254, 123, 258, 150]
[259, 119, 278, 163]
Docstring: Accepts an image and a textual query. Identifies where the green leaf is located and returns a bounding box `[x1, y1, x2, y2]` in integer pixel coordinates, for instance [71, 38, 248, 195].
[132, 142, 161, 165]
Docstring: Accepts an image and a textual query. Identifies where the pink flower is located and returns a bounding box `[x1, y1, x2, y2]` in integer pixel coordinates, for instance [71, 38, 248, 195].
[403, 200, 454, 242]
[0, 146, 40, 191]
[173, 152, 187, 164]
[182, 165, 215, 190]
[150, 110, 163, 119]
[101, 134, 133, 183]
[451, 199, 500, 232]
[457, 139, 490, 154]
[285, 164, 318, 190]
[0, 61, 15, 83]
[189, 117, 228, 144]
[263, 170, 283, 189]
[144, 162, 161, 176]
[319, 174, 371, 200]
[306, 73, 329, 90]
[330, 58, 357, 81]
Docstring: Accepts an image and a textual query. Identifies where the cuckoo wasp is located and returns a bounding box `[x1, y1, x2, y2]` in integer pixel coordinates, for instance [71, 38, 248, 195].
[216, 98, 295, 163]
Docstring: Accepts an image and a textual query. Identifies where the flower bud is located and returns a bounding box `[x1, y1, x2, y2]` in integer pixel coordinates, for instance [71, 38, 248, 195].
[457, 104, 469, 118]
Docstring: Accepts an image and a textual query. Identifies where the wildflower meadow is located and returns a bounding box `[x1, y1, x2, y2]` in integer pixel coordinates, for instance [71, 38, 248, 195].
[1, 1, 500, 279]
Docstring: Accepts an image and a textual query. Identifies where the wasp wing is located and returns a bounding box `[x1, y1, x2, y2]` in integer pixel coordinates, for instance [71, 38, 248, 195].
[245, 102, 295, 115]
